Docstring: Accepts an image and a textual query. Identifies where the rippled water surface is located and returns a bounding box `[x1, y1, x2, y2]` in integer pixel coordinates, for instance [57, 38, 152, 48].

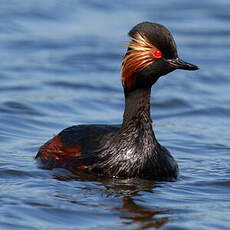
[1, 1, 230, 229]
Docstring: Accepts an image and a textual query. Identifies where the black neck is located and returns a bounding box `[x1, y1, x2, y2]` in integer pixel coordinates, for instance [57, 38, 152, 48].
[122, 88, 152, 127]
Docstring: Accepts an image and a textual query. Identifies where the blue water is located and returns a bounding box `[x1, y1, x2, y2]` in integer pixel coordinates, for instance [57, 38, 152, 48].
[1, 0, 230, 229]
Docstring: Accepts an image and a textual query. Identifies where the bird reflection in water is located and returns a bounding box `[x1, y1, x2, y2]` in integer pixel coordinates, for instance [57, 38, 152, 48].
[118, 196, 168, 229]
[53, 170, 170, 229]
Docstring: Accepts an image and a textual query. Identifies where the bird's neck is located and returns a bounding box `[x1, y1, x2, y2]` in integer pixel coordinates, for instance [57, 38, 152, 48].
[122, 88, 152, 128]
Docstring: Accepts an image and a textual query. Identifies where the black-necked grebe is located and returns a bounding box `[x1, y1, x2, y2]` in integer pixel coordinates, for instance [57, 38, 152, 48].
[36, 22, 199, 180]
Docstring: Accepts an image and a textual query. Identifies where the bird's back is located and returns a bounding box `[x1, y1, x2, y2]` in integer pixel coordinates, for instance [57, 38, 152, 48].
[35, 124, 120, 171]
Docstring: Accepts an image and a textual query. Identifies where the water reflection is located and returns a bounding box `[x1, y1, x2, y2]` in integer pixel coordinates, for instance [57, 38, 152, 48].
[53, 169, 169, 229]
[52, 168, 160, 195]
[118, 196, 169, 229]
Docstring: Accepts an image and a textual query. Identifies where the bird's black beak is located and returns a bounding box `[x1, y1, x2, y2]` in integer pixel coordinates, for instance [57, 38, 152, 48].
[167, 57, 199, 71]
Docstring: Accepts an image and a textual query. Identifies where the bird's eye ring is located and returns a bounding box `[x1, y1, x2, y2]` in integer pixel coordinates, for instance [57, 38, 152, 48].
[153, 49, 162, 59]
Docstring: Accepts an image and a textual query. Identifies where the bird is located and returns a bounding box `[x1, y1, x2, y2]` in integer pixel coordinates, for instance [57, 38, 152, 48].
[36, 22, 199, 181]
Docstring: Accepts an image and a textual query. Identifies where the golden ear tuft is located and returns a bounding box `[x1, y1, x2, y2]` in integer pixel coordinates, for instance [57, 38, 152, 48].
[121, 33, 161, 90]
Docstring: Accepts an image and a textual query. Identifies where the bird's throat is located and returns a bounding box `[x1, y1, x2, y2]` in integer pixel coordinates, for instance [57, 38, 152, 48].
[122, 88, 152, 128]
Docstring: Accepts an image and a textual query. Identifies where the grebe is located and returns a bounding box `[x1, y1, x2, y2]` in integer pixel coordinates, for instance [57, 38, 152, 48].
[36, 22, 198, 180]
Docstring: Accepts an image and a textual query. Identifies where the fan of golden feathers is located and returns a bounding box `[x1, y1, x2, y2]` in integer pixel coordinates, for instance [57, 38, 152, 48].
[121, 33, 161, 90]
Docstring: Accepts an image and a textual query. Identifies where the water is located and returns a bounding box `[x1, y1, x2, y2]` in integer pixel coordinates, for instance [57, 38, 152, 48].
[0, 0, 230, 229]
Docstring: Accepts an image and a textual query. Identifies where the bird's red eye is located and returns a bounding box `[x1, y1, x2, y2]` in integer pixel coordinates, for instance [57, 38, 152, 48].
[153, 49, 162, 59]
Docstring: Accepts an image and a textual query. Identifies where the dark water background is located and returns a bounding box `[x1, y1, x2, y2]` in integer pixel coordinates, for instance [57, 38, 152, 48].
[0, 0, 230, 229]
